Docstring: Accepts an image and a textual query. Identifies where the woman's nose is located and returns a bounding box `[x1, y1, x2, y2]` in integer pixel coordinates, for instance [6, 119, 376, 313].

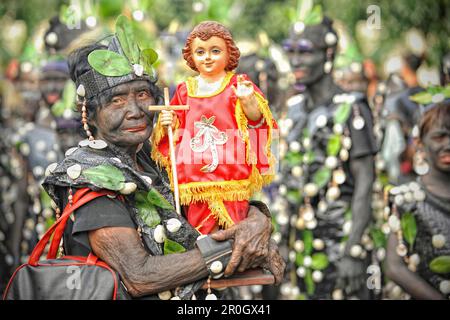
[126, 98, 143, 119]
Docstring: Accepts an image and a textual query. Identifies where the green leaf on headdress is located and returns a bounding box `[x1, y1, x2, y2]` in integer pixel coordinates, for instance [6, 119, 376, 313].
[88, 49, 132, 76]
[82, 164, 126, 191]
[297, 0, 323, 26]
[303, 230, 314, 256]
[311, 253, 329, 270]
[410, 85, 450, 105]
[116, 15, 140, 64]
[140, 48, 159, 77]
[297, 0, 313, 22]
[409, 91, 433, 105]
[305, 269, 315, 296]
[304, 5, 323, 25]
[51, 80, 76, 117]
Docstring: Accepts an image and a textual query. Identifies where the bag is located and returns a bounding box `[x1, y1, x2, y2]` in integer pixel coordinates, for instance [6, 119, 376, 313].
[3, 188, 128, 300]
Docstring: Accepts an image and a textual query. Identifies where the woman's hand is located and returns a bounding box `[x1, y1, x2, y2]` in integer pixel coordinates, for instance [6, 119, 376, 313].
[210, 205, 272, 276]
[159, 110, 177, 129]
[261, 240, 286, 285]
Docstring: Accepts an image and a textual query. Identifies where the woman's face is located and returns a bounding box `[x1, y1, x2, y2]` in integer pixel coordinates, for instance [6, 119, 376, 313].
[92, 80, 156, 148]
[191, 36, 229, 79]
[423, 121, 450, 173]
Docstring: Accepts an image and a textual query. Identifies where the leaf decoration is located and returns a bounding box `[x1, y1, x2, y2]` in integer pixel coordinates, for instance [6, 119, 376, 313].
[296, 253, 304, 267]
[333, 103, 352, 124]
[135, 191, 160, 228]
[304, 5, 323, 26]
[115, 15, 140, 64]
[429, 256, 450, 274]
[370, 228, 386, 249]
[140, 48, 158, 78]
[284, 151, 303, 166]
[327, 134, 341, 156]
[287, 189, 302, 204]
[303, 230, 313, 256]
[164, 238, 186, 255]
[311, 253, 329, 270]
[303, 150, 316, 165]
[410, 91, 433, 105]
[51, 80, 76, 117]
[312, 168, 332, 189]
[297, 0, 313, 22]
[147, 188, 174, 211]
[305, 268, 315, 296]
[401, 212, 417, 251]
[82, 164, 125, 191]
[88, 49, 132, 77]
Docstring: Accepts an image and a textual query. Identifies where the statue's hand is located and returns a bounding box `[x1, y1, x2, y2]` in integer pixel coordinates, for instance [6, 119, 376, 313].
[233, 74, 254, 98]
[336, 256, 365, 295]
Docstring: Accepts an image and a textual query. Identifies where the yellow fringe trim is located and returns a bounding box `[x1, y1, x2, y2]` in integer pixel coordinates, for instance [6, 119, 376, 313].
[208, 200, 235, 229]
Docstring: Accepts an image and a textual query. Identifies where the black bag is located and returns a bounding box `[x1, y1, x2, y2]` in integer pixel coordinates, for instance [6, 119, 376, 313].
[3, 188, 129, 300]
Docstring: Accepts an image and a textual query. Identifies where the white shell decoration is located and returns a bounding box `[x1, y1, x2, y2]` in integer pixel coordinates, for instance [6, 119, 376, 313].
[352, 116, 365, 130]
[325, 156, 338, 169]
[289, 141, 301, 152]
[332, 289, 344, 300]
[313, 239, 325, 251]
[210, 261, 223, 274]
[303, 256, 312, 267]
[333, 123, 344, 134]
[36, 140, 46, 152]
[166, 218, 182, 233]
[88, 139, 108, 150]
[413, 189, 426, 202]
[339, 148, 349, 161]
[20, 143, 30, 156]
[342, 137, 352, 150]
[170, 296, 181, 300]
[325, 32, 337, 46]
[76, 84, 86, 97]
[205, 293, 218, 300]
[304, 183, 319, 197]
[333, 169, 346, 185]
[350, 245, 363, 258]
[133, 64, 144, 77]
[312, 270, 323, 283]
[288, 251, 296, 263]
[302, 207, 315, 222]
[343, 220, 352, 235]
[296, 266, 306, 278]
[315, 114, 328, 128]
[409, 254, 420, 266]
[111, 157, 122, 163]
[291, 166, 303, 177]
[67, 164, 82, 180]
[79, 139, 90, 147]
[306, 218, 317, 230]
[154, 225, 166, 243]
[120, 182, 137, 195]
[45, 163, 58, 177]
[278, 184, 287, 195]
[439, 280, 450, 295]
[318, 200, 328, 212]
[396, 243, 408, 257]
[326, 186, 341, 202]
[388, 215, 401, 232]
[46, 32, 58, 46]
[158, 290, 172, 300]
[294, 240, 304, 252]
[432, 234, 446, 249]
[302, 137, 311, 149]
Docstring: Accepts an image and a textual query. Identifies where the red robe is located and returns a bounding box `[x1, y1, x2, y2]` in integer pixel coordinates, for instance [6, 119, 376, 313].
[152, 72, 276, 234]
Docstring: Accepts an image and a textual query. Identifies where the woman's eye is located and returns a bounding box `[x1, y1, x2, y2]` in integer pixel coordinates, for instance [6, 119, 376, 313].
[111, 97, 124, 105]
[137, 91, 150, 99]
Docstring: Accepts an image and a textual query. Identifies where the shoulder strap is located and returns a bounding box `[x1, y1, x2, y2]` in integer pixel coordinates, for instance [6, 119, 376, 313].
[28, 188, 115, 266]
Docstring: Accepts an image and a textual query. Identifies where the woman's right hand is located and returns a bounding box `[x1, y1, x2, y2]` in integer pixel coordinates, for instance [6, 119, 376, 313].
[160, 110, 177, 128]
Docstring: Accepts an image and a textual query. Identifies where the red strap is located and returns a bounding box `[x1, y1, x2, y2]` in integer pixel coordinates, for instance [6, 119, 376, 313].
[28, 188, 114, 266]
[86, 252, 98, 265]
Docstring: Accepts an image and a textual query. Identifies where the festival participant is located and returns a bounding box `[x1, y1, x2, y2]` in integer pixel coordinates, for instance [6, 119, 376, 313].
[385, 98, 450, 300]
[278, 5, 377, 299]
[42, 16, 284, 300]
[153, 21, 277, 235]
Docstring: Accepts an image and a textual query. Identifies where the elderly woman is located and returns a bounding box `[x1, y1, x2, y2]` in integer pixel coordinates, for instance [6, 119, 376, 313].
[385, 100, 450, 299]
[42, 20, 284, 300]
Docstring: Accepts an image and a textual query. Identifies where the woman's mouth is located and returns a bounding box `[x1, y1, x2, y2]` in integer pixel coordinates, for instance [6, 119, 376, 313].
[124, 125, 147, 132]
[439, 152, 450, 165]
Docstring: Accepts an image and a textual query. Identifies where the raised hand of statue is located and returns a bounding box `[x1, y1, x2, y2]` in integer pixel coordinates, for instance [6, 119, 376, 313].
[336, 256, 365, 296]
[232, 74, 261, 121]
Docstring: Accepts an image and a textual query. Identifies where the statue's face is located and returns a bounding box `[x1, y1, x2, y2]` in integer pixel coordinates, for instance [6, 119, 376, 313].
[93, 80, 156, 148]
[40, 70, 68, 106]
[191, 36, 229, 79]
[423, 120, 450, 173]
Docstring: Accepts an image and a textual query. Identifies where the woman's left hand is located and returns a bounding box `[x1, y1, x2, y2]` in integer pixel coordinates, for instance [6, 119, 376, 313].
[210, 205, 272, 276]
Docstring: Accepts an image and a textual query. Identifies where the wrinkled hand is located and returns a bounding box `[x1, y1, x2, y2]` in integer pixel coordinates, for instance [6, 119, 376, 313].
[336, 256, 365, 295]
[160, 110, 176, 128]
[261, 240, 286, 285]
[210, 205, 272, 276]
